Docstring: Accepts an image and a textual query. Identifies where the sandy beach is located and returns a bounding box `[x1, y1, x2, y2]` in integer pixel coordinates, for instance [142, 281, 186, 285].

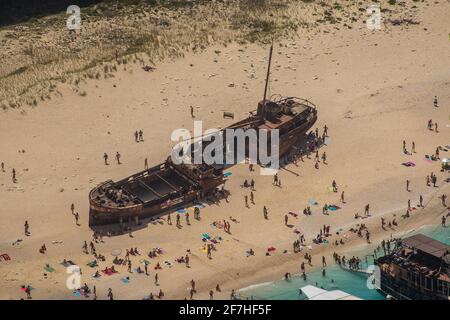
[0, 0, 449, 300]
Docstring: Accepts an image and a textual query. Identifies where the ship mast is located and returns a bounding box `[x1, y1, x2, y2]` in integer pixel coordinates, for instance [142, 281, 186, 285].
[263, 42, 273, 103]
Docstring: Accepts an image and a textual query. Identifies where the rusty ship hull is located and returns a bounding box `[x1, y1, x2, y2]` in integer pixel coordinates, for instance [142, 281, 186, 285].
[89, 158, 225, 226]
[88, 44, 318, 227]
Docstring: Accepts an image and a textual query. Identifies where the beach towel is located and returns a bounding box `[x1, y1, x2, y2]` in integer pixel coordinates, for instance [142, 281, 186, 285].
[194, 203, 206, 209]
[327, 205, 341, 211]
[402, 161, 416, 167]
[308, 199, 318, 206]
[20, 285, 34, 292]
[267, 246, 276, 252]
[223, 172, 232, 177]
[327, 186, 335, 192]
[0, 253, 11, 261]
[176, 208, 187, 214]
[324, 137, 331, 145]
[44, 264, 55, 272]
[121, 277, 130, 284]
[72, 291, 82, 297]
[87, 260, 98, 268]
[102, 269, 115, 276]
[201, 233, 211, 240]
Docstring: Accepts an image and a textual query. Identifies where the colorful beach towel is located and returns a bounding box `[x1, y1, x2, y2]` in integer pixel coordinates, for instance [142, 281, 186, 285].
[327, 205, 341, 211]
[87, 260, 98, 268]
[44, 264, 55, 272]
[223, 172, 232, 177]
[121, 277, 130, 284]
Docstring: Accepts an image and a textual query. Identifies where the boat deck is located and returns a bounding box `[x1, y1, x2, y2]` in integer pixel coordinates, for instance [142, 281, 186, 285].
[117, 166, 195, 204]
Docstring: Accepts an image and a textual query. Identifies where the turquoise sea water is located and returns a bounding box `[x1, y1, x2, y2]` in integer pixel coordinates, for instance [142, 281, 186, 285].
[237, 225, 449, 300]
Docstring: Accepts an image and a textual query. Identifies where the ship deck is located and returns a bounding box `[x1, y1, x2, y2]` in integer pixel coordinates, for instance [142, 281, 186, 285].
[116, 166, 196, 204]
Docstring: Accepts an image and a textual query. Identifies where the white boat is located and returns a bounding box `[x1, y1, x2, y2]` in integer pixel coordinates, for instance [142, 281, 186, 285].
[300, 285, 362, 300]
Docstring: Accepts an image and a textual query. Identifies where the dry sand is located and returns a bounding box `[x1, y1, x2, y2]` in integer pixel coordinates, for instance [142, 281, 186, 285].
[0, 1, 449, 300]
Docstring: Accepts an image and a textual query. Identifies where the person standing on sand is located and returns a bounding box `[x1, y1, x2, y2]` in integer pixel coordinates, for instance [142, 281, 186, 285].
[209, 290, 214, 300]
[442, 216, 446, 227]
[167, 214, 172, 225]
[93, 286, 97, 300]
[244, 195, 249, 208]
[332, 180, 338, 192]
[139, 130, 143, 141]
[24, 221, 30, 236]
[340, 191, 345, 203]
[154, 273, 159, 285]
[322, 256, 327, 267]
[419, 195, 423, 207]
[364, 204, 370, 216]
[250, 191, 255, 204]
[25, 285, 32, 299]
[263, 206, 269, 220]
[176, 214, 181, 227]
[134, 131, 139, 142]
[441, 194, 447, 207]
[115, 152, 121, 165]
[431, 173, 437, 187]
[1, 162, 4, 172]
[321, 152, 327, 164]
[12, 168, 16, 183]
[412, 141, 416, 153]
[406, 179, 410, 192]
[186, 212, 190, 225]
[434, 96, 438, 107]
[435, 122, 438, 133]
[103, 153, 109, 165]
[190, 106, 194, 118]
[70, 203, 75, 214]
[144, 158, 148, 170]
[323, 125, 328, 137]
[107, 288, 113, 300]
[74, 212, 80, 226]
[284, 214, 288, 226]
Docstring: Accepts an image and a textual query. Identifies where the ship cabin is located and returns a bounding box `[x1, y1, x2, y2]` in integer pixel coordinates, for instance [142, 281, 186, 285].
[375, 234, 450, 300]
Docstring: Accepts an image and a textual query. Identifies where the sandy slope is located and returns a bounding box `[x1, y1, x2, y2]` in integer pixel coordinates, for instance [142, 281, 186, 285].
[0, 1, 449, 300]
